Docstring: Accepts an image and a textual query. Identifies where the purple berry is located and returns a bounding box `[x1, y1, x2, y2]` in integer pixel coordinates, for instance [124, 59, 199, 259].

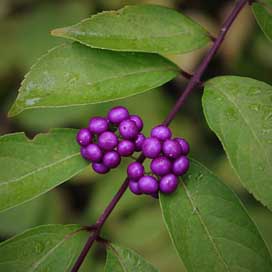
[135, 133, 145, 151]
[142, 137, 161, 158]
[84, 144, 103, 162]
[76, 128, 92, 146]
[89, 117, 108, 134]
[103, 151, 121, 168]
[162, 139, 182, 159]
[98, 131, 118, 151]
[175, 138, 190, 155]
[92, 163, 109, 174]
[172, 156, 190, 176]
[151, 125, 172, 141]
[150, 156, 172, 176]
[138, 176, 159, 194]
[129, 180, 142, 195]
[159, 174, 178, 194]
[108, 106, 129, 124]
[129, 115, 143, 131]
[127, 162, 144, 180]
[102, 151, 121, 168]
[119, 119, 139, 139]
[117, 140, 135, 157]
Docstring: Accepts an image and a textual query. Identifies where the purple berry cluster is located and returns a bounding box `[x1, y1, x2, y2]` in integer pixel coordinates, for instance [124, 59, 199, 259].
[76, 106, 190, 198]
[76, 106, 145, 174]
[128, 125, 190, 197]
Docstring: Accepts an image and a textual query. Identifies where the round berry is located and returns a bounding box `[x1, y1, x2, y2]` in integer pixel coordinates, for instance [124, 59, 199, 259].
[127, 162, 144, 180]
[84, 144, 103, 162]
[150, 156, 172, 176]
[119, 119, 139, 139]
[129, 115, 143, 131]
[151, 125, 172, 141]
[108, 106, 129, 124]
[76, 128, 92, 146]
[175, 138, 190, 155]
[92, 163, 109, 174]
[172, 156, 190, 176]
[98, 131, 118, 151]
[159, 174, 178, 194]
[142, 137, 162, 158]
[89, 117, 108, 134]
[117, 140, 135, 157]
[138, 176, 159, 194]
[162, 139, 182, 159]
[103, 151, 121, 168]
[134, 133, 145, 151]
[129, 180, 142, 195]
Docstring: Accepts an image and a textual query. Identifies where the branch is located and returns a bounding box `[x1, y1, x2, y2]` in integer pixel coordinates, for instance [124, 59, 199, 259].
[71, 1, 249, 271]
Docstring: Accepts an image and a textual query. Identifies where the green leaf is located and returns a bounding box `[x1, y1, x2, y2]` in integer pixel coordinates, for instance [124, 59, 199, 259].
[202, 76, 272, 210]
[51, 4, 210, 54]
[0, 224, 87, 271]
[105, 243, 159, 272]
[0, 128, 87, 212]
[160, 159, 272, 272]
[252, 2, 272, 42]
[9, 43, 179, 117]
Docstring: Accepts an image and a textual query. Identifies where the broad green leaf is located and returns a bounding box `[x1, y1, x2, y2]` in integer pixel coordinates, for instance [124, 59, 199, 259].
[52, 4, 210, 54]
[160, 159, 272, 272]
[202, 76, 272, 210]
[0, 128, 87, 212]
[9, 43, 179, 117]
[252, 3, 272, 42]
[0, 224, 87, 271]
[105, 243, 159, 272]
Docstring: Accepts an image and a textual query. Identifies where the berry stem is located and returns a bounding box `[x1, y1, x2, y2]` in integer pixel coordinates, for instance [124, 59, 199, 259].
[71, 1, 248, 270]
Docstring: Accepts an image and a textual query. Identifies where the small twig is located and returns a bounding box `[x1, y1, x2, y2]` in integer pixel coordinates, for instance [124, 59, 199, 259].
[71, 1, 248, 271]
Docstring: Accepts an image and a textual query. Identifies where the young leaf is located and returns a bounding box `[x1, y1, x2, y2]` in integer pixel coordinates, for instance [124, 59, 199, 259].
[252, 2, 272, 42]
[202, 76, 272, 210]
[52, 5, 210, 54]
[0, 128, 87, 212]
[105, 243, 159, 272]
[0, 224, 87, 271]
[160, 159, 272, 272]
[9, 43, 179, 117]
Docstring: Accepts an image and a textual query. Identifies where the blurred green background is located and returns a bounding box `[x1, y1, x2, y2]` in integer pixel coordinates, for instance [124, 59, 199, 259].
[0, 0, 271, 271]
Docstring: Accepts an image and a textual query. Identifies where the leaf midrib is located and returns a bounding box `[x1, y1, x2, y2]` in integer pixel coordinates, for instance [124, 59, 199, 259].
[29, 231, 78, 272]
[111, 248, 128, 272]
[180, 180, 230, 272]
[68, 27, 205, 40]
[0, 152, 80, 187]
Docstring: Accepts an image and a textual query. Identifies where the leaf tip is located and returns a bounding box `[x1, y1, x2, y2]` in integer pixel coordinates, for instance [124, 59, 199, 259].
[51, 27, 67, 37]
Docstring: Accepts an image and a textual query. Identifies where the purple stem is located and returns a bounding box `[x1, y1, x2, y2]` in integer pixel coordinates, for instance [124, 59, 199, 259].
[71, 1, 248, 271]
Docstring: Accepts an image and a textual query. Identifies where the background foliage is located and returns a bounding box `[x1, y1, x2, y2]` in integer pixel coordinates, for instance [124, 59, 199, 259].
[0, 0, 271, 271]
